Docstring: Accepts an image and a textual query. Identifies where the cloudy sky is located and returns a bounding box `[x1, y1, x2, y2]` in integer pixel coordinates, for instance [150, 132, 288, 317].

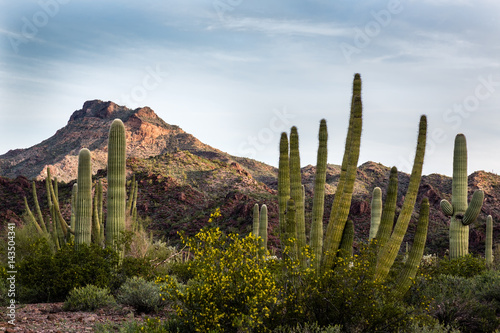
[1, 0, 499, 177]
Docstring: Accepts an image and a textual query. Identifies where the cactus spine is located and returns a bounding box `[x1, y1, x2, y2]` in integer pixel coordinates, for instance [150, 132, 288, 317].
[106, 119, 127, 252]
[442, 134, 484, 259]
[374, 115, 427, 282]
[486, 215, 493, 266]
[322, 74, 363, 271]
[393, 197, 430, 297]
[74, 148, 92, 247]
[369, 187, 382, 241]
[310, 119, 328, 271]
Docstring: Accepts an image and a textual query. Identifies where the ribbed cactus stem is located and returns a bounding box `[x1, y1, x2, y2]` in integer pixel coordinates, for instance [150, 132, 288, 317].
[24, 196, 43, 234]
[75, 148, 93, 247]
[278, 132, 290, 239]
[70, 183, 77, 230]
[259, 204, 268, 253]
[93, 186, 101, 245]
[375, 115, 427, 282]
[289, 126, 306, 258]
[252, 203, 260, 237]
[310, 119, 328, 271]
[32, 181, 47, 233]
[486, 215, 493, 266]
[339, 220, 354, 259]
[447, 134, 485, 258]
[369, 187, 382, 241]
[285, 199, 297, 261]
[322, 89, 363, 271]
[394, 197, 430, 298]
[97, 180, 104, 242]
[106, 119, 127, 252]
[376, 167, 399, 250]
[126, 174, 136, 215]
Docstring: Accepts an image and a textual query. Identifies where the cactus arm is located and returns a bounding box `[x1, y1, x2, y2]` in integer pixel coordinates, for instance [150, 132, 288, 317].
[32, 181, 47, 233]
[278, 132, 290, 239]
[310, 119, 328, 271]
[47, 173, 74, 236]
[24, 196, 43, 234]
[339, 219, 354, 259]
[369, 187, 382, 241]
[376, 167, 399, 250]
[289, 126, 307, 258]
[440, 199, 453, 216]
[106, 119, 127, 252]
[486, 215, 493, 266]
[92, 185, 101, 245]
[252, 203, 260, 237]
[285, 199, 297, 261]
[375, 115, 427, 282]
[393, 197, 430, 298]
[322, 92, 362, 271]
[462, 190, 484, 226]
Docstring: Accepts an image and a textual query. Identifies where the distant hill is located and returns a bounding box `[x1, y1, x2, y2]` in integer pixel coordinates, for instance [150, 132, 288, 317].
[1, 100, 499, 256]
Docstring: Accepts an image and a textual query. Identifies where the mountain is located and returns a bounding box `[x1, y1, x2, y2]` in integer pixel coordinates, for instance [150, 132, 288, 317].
[1, 100, 500, 256]
[0, 100, 276, 184]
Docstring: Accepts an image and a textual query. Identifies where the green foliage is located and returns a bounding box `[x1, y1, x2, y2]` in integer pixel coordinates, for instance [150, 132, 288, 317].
[117, 276, 165, 313]
[63, 284, 116, 311]
[157, 228, 278, 332]
[17, 241, 120, 303]
[421, 254, 487, 278]
[272, 322, 341, 333]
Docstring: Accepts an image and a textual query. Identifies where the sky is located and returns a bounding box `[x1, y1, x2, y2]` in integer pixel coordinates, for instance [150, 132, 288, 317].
[1, 0, 499, 177]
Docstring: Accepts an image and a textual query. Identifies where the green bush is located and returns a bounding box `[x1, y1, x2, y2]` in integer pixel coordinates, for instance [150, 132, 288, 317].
[421, 254, 487, 278]
[117, 276, 164, 313]
[63, 285, 116, 311]
[272, 322, 342, 333]
[17, 241, 120, 303]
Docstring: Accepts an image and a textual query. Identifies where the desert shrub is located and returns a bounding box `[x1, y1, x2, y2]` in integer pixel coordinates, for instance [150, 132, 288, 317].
[157, 227, 278, 333]
[0, 266, 9, 306]
[117, 276, 164, 313]
[421, 254, 487, 278]
[272, 322, 342, 333]
[63, 284, 116, 311]
[17, 241, 120, 303]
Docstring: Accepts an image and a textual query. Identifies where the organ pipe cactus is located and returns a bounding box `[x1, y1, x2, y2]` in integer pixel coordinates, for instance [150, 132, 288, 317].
[486, 215, 493, 266]
[322, 74, 363, 271]
[369, 187, 382, 241]
[278, 132, 290, 238]
[32, 181, 47, 233]
[375, 167, 399, 249]
[289, 126, 307, 260]
[106, 119, 127, 252]
[374, 115, 427, 282]
[339, 220, 354, 259]
[393, 197, 430, 297]
[441, 134, 484, 259]
[284, 199, 298, 261]
[310, 119, 328, 271]
[74, 148, 93, 247]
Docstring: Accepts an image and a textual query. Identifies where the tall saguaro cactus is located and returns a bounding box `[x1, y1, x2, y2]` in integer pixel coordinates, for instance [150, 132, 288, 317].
[259, 204, 268, 252]
[441, 134, 484, 259]
[369, 187, 382, 241]
[106, 119, 127, 252]
[74, 148, 93, 247]
[278, 133, 290, 238]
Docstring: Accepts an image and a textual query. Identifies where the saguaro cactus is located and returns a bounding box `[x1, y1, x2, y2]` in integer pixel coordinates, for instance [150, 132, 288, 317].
[75, 148, 93, 247]
[369, 187, 382, 241]
[259, 204, 268, 252]
[486, 215, 494, 266]
[441, 134, 484, 259]
[106, 119, 127, 252]
[278, 133, 290, 237]
[252, 203, 260, 237]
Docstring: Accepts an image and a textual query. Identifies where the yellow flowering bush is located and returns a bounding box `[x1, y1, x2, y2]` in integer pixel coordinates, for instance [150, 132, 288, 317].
[157, 227, 278, 332]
